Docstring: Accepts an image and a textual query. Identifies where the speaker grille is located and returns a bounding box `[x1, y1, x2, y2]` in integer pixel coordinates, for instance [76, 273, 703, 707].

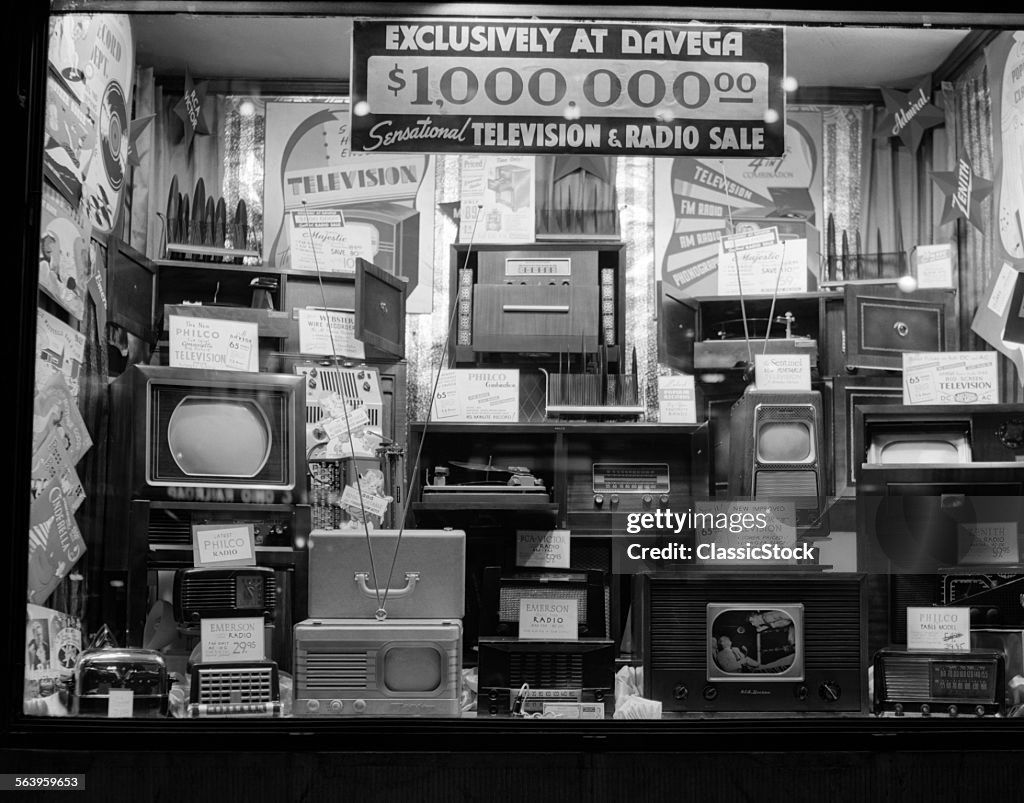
[195, 665, 276, 704]
[508, 653, 584, 687]
[755, 470, 819, 497]
[299, 651, 369, 688]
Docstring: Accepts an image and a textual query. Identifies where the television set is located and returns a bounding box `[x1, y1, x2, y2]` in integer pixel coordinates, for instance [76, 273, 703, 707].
[108, 365, 307, 504]
[292, 618, 462, 718]
[635, 571, 867, 715]
[728, 389, 829, 533]
[854, 404, 1024, 576]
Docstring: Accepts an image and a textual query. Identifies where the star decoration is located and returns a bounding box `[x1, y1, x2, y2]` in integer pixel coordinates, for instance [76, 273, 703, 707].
[931, 152, 994, 232]
[173, 68, 211, 150]
[126, 114, 156, 168]
[874, 77, 945, 152]
[552, 154, 613, 185]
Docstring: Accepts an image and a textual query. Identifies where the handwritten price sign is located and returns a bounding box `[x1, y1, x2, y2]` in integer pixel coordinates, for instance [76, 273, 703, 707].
[351, 19, 784, 156]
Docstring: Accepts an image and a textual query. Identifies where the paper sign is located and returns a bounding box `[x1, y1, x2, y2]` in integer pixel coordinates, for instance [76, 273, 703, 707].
[658, 375, 697, 423]
[288, 208, 375, 274]
[297, 308, 366, 359]
[694, 500, 798, 565]
[754, 353, 811, 392]
[720, 227, 780, 253]
[516, 530, 571, 568]
[960, 522, 1020, 565]
[429, 369, 519, 422]
[168, 315, 258, 373]
[903, 352, 999, 405]
[913, 243, 954, 289]
[519, 598, 578, 641]
[340, 485, 391, 520]
[192, 524, 256, 568]
[717, 239, 808, 295]
[907, 607, 970, 652]
[107, 689, 134, 718]
[200, 617, 266, 663]
[987, 262, 1019, 316]
[459, 154, 536, 244]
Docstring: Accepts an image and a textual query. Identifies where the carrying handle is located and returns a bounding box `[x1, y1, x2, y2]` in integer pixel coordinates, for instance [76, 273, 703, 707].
[354, 571, 420, 600]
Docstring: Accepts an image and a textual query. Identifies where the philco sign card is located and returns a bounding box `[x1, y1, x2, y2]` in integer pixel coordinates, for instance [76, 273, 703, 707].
[907, 607, 970, 652]
[193, 524, 256, 568]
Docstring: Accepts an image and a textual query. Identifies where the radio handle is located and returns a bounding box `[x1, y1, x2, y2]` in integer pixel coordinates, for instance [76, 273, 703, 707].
[354, 571, 420, 600]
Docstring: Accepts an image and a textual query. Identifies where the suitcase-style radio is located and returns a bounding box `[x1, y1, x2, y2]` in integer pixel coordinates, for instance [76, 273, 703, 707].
[293, 618, 463, 718]
[186, 660, 282, 718]
[872, 648, 1006, 717]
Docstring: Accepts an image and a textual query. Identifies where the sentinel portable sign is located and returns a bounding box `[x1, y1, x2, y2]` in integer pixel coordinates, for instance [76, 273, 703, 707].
[350, 19, 785, 156]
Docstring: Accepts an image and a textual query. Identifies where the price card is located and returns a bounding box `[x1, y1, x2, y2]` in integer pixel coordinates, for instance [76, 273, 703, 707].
[960, 522, 1020, 565]
[903, 352, 998, 405]
[913, 243, 954, 289]
[717, 240, 808, 295]
[169, 315, 258, 372]
[657, 374, 697, 423]
[288, 208, 374, 274]
[200, 617, 266, 663]
[519, 598, 578, 641]
[516, 530, 571, 568]
[339, 485, 391, 520]
[107, 689, 134, 718]
[297, 308, 366, 359]
[429, 369, 519, 422]
[192, 524, 256, 568]
[907, 607, 970, 652]
[754, 353, 811, 392]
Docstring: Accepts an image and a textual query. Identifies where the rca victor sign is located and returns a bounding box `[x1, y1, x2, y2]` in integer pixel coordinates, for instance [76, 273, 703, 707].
[350, 19, 785, 157]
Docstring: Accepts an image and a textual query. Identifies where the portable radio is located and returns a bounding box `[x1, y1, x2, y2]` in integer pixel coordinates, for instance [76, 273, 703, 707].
[72, 648, 169, 718]
[186, 660, 282, 718]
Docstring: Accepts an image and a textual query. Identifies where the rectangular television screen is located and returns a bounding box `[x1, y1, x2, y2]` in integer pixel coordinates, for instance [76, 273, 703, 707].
[707, 603, 804, 682]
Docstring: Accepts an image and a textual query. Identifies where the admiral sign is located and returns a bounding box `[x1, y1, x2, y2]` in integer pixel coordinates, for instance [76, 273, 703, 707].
[350, 19, 785, 157]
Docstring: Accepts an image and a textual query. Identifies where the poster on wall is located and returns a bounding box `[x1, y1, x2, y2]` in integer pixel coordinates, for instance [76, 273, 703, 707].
[459, 154, 536, 243]
[45, 14, 135, 236]
[263, 100, 436, 313]
[350, 19, 785, 158]
[971, 32, 1024, 384]
[38, 184, 92, 320]
[654, 108, 823, 296]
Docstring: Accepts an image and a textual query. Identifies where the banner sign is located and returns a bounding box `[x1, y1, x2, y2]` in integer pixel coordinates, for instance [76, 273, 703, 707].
[350, 19, 785, 157]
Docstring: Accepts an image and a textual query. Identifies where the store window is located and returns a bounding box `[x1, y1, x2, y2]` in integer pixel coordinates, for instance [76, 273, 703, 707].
[20, 5, 1024, 728]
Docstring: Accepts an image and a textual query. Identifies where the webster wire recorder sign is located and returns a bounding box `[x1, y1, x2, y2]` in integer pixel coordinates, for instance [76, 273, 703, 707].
[350, 19, 785, 157]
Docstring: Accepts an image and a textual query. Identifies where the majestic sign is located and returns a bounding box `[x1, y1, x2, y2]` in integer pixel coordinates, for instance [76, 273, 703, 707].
[350, 19, 785, 157]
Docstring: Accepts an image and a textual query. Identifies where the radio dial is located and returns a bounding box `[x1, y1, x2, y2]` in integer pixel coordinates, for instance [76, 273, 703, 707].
[794, 685, 808, 701]
[329, 700, 344, 714]
[702, 685, 718, 701]
[818, 681, 842, 702]
[673, 684, 688, 701]
[894, 703, 904, 717]
[920, 704, 931, 717]
[353, 699, 366, 714]
[947, 705, 959, 718]
[642, 494, 653, 507]
[610, 494, 620, 506]
[306, 699, 320, 713]
[594, 494, 604, 508]
[975, 706, 987, 717]
[659, 495, 670, 506]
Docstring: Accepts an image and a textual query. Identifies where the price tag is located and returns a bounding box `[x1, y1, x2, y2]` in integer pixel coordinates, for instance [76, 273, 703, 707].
[519, 598, 578, 641]
[193, 524, 256, 568]
[913, 243, 954, 289]
[960, 522, 1020, 565]
[107, 689, 134, 718]
[200, 617, 266, 663]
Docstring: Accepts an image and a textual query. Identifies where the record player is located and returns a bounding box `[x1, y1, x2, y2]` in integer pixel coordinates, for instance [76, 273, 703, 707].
[421, 460, 550, 507]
